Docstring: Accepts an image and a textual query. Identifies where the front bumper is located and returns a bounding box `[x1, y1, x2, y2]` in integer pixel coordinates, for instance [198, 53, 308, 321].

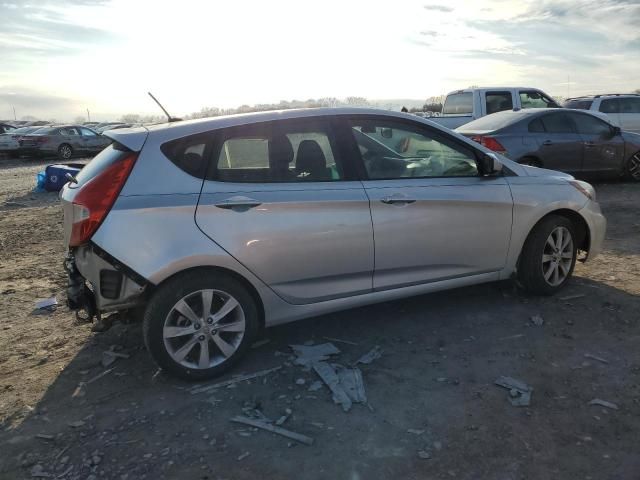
[579, 200, 607, 260]
[65, 244, 147, 313]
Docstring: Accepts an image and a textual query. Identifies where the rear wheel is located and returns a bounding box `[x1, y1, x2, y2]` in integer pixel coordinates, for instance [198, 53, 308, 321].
[143, 271, 259, 380]
[58, 143, 73, 160]
[517, 215, 577, 295]
[625, 152, 640, 181]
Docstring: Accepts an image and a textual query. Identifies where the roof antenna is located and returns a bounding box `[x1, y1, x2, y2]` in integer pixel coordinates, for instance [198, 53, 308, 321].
[148, 92, 182, 122]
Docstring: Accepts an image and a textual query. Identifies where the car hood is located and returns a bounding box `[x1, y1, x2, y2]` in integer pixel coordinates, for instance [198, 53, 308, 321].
[519, 164, 574, 179]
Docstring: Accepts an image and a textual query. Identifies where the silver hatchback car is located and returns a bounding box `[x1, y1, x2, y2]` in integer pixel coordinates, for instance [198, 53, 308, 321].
[60, 108, 606, 380]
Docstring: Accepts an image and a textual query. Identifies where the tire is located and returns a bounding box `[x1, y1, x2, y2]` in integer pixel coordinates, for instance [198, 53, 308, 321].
[143, 270, 259, 381]
[58, 143, 73, 160]
[624, 152, 640, 182]
[517, 215, 577, 295]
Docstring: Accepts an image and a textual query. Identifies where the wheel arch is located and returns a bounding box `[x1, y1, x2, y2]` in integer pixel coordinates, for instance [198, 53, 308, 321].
[146, 266, 266, 330]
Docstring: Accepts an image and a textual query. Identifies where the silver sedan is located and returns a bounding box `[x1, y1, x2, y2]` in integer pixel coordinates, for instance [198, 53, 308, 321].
[60, 108, 606, 380]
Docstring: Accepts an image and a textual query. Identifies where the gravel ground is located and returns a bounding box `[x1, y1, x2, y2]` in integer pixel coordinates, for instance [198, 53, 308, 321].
[0, 157, 639, 480]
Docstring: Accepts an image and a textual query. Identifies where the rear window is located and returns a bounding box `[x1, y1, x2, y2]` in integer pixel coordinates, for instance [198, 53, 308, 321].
[456, 111, 522, 133]
[33, 127, 57, 135]
[71, 143, 132, 188]
[564, 99, 593, 110]
[443, 93, 473, 115]
[161, 134, 210, 179]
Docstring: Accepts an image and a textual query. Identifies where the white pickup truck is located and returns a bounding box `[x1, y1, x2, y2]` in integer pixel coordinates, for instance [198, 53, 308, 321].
[430, 87, 560, 129]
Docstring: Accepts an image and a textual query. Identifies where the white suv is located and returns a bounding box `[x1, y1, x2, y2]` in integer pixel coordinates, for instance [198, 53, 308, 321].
[564, 94, 640, 133]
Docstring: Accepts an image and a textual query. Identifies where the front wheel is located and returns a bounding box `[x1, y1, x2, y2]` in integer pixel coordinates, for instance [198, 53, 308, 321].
[517, 215, 577, 295]
[143, 271, 259, 380]
[624, 152, 640, 181]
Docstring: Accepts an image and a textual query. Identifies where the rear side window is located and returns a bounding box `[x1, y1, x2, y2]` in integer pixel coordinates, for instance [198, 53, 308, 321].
[72, 143, 132, 188]
[541, 113, 575, 133]
[161, 134, 210, 179]
[570, 113, 612, 136]
[564, 99, 593, 110]
[599, 99, 620, 114]
[442, 93, 473, 115]
[213, 119, 343, 183]
[528, 118, 545, 132]
[485, 92, 513, 115]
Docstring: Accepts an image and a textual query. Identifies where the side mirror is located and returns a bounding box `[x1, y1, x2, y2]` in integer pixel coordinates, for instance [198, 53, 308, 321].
[381, 128, 393, 139]
[612, 126, 621, 136]
[479, 152, 503, 176]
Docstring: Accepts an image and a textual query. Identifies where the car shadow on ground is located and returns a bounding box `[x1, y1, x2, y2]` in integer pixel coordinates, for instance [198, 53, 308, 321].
[1, 276, 639, 480]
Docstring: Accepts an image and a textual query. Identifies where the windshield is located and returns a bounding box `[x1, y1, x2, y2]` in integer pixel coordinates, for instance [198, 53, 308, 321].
[442, 92, 473, 115]
[563, 99, 593, 110]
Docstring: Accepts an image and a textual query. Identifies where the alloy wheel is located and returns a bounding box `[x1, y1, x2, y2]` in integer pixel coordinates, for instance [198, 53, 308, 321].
[163, 289, 245, 369]
[541, 226, 573, 287]
[629, 153, 640, 180]
[60, 145, 72, 159]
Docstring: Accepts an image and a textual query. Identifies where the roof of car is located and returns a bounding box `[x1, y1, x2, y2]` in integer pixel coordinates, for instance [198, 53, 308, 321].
[566, 93, 640, 100]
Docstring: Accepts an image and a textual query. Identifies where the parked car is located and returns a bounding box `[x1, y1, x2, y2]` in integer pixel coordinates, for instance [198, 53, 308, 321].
[60, 108, 606, 380]
[97, 123, 133, 133]
[0, 126, 45, 155]
[19, 125, 112, 159]
[456, 108, 640, 181]
[564, 94, 640, 134]
[431, 87, 560, 130]
[92, 122, 126, 133]
[83, 122, 100, 127]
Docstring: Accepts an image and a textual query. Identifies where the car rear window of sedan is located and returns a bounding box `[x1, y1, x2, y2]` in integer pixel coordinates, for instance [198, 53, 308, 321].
[33, 127, 58, 135]
[456, 111, 522, 133]
[564, 99, 593, 109]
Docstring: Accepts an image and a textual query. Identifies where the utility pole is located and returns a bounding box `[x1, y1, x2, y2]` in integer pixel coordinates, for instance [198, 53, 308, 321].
[12, 106, 16, 121]
[567, 75, 570, 98]
[86, 108, 91, 122]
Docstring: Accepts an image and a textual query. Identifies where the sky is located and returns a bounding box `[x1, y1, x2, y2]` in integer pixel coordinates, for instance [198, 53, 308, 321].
[0, 0, 639, 121]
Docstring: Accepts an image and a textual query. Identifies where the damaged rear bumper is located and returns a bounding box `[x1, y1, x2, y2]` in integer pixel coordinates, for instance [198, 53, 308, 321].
[65, 244, 147, 316]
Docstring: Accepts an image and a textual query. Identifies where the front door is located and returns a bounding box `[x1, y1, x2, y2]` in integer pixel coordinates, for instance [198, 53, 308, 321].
[343, 116, 513, 290]
[568, 112, 625, 174]
[195, 117, 374, 305]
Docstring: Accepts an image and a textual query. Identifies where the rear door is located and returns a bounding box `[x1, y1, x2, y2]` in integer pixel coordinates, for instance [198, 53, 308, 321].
[598, 98, 621, 128]
[341, 116, 512, 290]
[537, 112, 584, 172]
[618, 97, 640, 133]
[569, 112, 625, 173]
[482, 91, 514, 116]
[79, 127, 102, 153]
[195, 117, 374, 305]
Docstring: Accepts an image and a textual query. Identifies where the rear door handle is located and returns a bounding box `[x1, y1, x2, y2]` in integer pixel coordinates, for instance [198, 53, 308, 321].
[381, 195, 416, 205]
[542, 140, 553, 146]
[214, 196, 262, 209]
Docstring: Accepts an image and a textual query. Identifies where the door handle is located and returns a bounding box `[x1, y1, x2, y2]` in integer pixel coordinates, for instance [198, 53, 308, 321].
[214, 196, 262, 209]
[542, 140, 553, 146]
[381, 195, 416, 205]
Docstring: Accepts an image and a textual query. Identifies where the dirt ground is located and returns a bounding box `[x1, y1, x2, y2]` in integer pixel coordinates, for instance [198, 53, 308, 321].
[0, 156, 639, 480]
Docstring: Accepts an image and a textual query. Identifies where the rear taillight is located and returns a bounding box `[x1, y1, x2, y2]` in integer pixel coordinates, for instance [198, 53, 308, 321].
[471, 135, 506, 153]
[69, 153, 138, 246]
[35, 136, 50, 144]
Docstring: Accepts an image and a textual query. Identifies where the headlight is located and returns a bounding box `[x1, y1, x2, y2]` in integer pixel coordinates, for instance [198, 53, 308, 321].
[569, 180, 596, 201]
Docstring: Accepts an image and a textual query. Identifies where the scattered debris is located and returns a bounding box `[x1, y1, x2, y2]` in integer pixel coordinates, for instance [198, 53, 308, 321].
[57, 466, 72, 478]
[560, 293, 586, 301]
[407, 429, 425, 435]
[231, 416, 314, 446]
[251, 338, 271, 349]
[417, 450, 432, 459]
[584, 353, 609, 364]
[189, 366, 282, 395]
[323, 336, 359, 346]
[495, 376, 533, 407]
[30, 464, 49, 478]
[500, 334, 525, 341]
[356, 346, 382, 365]
[86, 368, 115, 385]
[290, 343, 340, 367]
[588, 398, 619, 410]
[237, 452, 250, 461]
[307, 381, 323, 392]
[337, 366, 367, 403]
[313, 362, 353, 412]
[530, 315, 544, 326]
[68, 420, 85, 428]
[34, 296, 57, 313]
[295, 378, 306, 386]
[275, 408, 293, 426]
[101, 348, 130, 367]
[35, 434, 54, 441]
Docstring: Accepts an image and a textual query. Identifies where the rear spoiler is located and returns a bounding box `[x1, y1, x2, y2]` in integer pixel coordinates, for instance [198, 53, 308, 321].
[104, 126, 149, 152]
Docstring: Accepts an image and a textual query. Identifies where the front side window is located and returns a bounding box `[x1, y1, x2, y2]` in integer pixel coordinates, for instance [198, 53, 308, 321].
[520, 91, 558, 108]
[60, 127, 79, 136]
[599, 99, 620, 114]
[619, 97, 640, 114]
[570, 113, 612, 136]
[541, 113, 576, 134]
[350, 119, 478, 179]
[80, 128, 97, 136]
[442, 92, 473, 115]
[214, 119, 343, 183]
[486, 92, 513, 115]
